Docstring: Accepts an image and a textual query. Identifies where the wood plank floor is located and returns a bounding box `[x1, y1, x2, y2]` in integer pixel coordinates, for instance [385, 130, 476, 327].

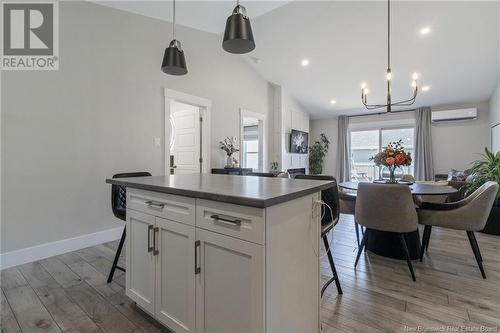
[2, 214, 500, 332]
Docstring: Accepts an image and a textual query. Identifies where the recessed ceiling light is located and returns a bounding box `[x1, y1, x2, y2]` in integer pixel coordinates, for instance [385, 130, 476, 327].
[330, 99, 337, 105]
[419, 26, 431, 36]
[422, 85, 431, 92]
[301, 59, 310, 67]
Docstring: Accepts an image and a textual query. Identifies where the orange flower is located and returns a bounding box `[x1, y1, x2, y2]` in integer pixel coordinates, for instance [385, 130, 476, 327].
[394, 154, 406, 165]
[385, 157, 395, 165]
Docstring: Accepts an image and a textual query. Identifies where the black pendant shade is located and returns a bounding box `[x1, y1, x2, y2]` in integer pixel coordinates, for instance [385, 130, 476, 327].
[161, 39, 187, 75]
[222, 5, 255, 54]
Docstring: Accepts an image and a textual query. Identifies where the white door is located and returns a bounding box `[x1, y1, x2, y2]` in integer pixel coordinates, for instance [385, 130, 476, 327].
[126, 210, 156, 315]
[155, 217, 196, 333]
[171, 102, 201, 174]
[195, 229, 265, 333]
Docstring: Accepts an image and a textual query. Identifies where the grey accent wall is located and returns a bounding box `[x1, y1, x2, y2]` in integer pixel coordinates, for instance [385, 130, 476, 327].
[1, 2, 272, 252]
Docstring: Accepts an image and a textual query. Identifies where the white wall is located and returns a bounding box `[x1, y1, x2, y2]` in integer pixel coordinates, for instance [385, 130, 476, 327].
[310, 101, 490, 178]
[309, 117, 338, 177]
[490, 79, 500, 127]
[1, 2, 272, 253]
[432, 102, 490, 173]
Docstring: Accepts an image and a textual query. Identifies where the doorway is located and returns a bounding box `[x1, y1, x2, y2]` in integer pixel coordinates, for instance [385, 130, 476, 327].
[164, 88, 212, 175]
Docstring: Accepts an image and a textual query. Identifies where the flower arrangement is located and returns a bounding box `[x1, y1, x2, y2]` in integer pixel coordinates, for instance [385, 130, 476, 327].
[370, 139, 412, 182]
[219, 136, 239, 157]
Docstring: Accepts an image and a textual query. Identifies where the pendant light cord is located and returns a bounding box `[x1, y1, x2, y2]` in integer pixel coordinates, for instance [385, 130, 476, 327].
[387, 0, 390, 70]
[172, 0, 176, 39]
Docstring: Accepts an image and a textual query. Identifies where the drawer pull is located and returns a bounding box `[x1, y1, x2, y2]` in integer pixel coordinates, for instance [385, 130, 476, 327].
[147, 225, 153, 252]
[145, 200, 165, 209]
[210, 214, 242, 226]
[153, 227, 159, 256]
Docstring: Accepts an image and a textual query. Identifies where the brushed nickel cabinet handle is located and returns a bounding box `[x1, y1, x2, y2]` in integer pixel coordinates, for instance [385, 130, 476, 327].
[195, 240, 201, 274]
[153, 227, 159, 256]
[145, 200, 165, 209]
[147, 225, 153, 253]
[210, 214, 242, 226]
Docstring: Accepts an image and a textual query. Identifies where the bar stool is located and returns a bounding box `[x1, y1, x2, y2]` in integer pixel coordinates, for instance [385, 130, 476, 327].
[107, 171, 152, 283]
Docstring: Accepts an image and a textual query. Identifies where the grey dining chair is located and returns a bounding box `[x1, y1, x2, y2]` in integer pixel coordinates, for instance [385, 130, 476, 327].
[339, 191, 364, 246]
[418, 181, 499, 279]
[354, 183, 419, 281]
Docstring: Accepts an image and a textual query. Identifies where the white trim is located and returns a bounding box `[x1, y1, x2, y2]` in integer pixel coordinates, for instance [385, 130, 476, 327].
[0, 226, 123, 269]
[240, 108, 267, 172]
[164, 88, 212, 174]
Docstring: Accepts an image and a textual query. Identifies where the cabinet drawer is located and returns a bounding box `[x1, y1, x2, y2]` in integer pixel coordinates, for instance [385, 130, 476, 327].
[196, 199, 265, 245]
[127, 188, 195, 225]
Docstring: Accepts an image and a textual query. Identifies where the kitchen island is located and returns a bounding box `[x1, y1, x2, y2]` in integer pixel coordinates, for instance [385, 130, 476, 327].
[106, 174, 334, 333]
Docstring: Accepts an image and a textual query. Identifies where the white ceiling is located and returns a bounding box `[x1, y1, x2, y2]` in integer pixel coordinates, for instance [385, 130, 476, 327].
[96, 1, 500, 119]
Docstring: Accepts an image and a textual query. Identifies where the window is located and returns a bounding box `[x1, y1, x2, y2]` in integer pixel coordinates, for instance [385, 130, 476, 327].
[350, 127, 414, 181]
[243, 139, 259, 170]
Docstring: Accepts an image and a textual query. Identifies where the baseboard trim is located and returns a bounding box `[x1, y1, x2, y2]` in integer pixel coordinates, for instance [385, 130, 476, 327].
[0, 226, 124, 270]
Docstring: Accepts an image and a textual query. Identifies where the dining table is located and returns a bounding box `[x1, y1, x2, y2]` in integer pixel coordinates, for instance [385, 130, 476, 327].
[339, 181, 458, 260]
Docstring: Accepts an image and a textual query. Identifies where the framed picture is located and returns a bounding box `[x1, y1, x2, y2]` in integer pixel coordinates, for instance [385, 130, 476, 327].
[290, 129, 308, 154]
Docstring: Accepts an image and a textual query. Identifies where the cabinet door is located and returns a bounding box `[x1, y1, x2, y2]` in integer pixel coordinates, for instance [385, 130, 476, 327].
[126, 209, 156, 315]
[195, 229, 264, 333]
[155, 217, 196, 333]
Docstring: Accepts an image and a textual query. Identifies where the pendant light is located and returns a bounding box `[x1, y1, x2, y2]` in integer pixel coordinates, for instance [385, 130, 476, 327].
[161, 0, 187, 75]
[222, 0, 255, 54]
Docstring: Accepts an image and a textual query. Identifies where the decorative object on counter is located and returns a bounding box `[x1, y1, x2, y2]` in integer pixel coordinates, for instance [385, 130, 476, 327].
[309, 133, 330, 175]
[290, 129, 309, 154]
[223, 0, 255, 54]
[465, 148, 500, 235]
[219, 136, 240, 168]
[270, 161, 279, 174]
[370, 139, 412, 183]
[161, 0, 188, 76]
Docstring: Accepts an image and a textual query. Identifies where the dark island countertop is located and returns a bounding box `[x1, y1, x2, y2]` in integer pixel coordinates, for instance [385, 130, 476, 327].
[106, 174, 334, 208]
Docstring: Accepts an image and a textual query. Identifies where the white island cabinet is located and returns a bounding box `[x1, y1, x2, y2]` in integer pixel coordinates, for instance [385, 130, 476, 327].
[106, 174, 333, 333]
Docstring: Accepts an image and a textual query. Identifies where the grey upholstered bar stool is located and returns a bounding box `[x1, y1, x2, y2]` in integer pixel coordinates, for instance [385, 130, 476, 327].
[418, 181, 499, 279]
[354, 183, 419, 281]
[339, 191, 363, 246]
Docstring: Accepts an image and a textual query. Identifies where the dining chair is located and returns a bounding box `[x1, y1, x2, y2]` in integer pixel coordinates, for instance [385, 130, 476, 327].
[418, 181, 499, 279]
[339, 190, 363, 246]
[108, 171, 152, 283]
[295, 175, 343, 296]
[355, 183, 419, 281]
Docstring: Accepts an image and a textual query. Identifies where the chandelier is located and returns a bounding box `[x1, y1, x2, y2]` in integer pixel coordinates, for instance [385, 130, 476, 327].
[361, 0, 419, 113]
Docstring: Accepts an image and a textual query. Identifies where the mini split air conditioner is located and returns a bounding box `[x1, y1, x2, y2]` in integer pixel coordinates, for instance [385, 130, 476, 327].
[431, 108, 477, 123]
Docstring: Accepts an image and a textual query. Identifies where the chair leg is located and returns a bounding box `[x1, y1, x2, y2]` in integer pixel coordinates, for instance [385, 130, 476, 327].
[420, 225, 431, 262]
[354, 223, 360, 246]
[107, 227, 126, 283]
[470, 232, 483, 262]
[364, 231, 368, 252]
[322, 235, 343, 296]
[354, 232, 368, 268]
[426, 226, 432, 251]
[466, 231, 486, 279]
[399, 234, 416, 282]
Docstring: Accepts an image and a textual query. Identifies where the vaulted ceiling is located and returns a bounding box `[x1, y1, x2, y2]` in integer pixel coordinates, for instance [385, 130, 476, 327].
[96, 1, 500, 118]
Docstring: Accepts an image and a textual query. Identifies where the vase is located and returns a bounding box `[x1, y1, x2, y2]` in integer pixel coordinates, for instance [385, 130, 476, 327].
[379, 165, 401, 183]
[388, 165, 397, 183]
[226, 155, 233, 168]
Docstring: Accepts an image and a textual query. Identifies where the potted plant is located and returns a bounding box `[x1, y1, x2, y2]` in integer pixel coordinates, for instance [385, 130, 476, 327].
[219, 136, 239, 168]
[465, 148, 500, 235]
[309, 133, 330, 175]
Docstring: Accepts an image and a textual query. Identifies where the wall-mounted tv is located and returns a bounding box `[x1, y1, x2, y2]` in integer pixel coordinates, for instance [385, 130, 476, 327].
[290, 129, 308, 154]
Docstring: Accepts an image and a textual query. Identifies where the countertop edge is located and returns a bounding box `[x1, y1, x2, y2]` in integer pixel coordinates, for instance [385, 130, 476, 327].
[106, 178, 334, 208]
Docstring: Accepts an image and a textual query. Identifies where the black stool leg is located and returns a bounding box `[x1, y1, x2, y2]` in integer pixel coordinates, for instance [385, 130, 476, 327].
[322, 235, 342, 296]
[399, 233, 416, 281]
[466, 231, 486, 279]
[107, 227, 126, 283]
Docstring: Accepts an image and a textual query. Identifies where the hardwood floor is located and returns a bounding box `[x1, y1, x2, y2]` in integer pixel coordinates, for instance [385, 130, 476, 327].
[2, 214, 500, 332]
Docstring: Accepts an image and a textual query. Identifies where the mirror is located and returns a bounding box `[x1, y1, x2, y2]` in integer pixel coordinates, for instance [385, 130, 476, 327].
[240, 110, 265, 171]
